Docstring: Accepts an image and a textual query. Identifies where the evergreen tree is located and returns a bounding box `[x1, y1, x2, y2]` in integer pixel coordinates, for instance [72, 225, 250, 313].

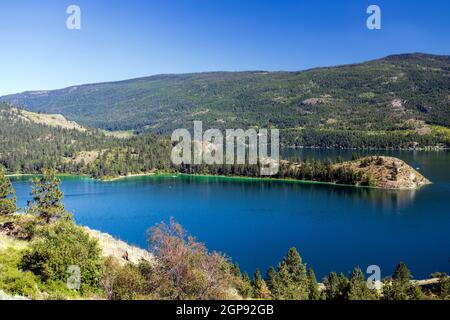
[241, 272, 253, 298]
[383, 262, 424, 300]
[437, 274, 450, 300]
[252, 269, 271, 299]
[231, 262, 242, 278]
[0, 166, 17, 215]
[270, 247, 309, 300]
[28, 168, 69, 223]
[265, 266, 276, 292]
[347, 267, 377, 300]
[307, 267, 321, 300]
[323, 272, 349, 300]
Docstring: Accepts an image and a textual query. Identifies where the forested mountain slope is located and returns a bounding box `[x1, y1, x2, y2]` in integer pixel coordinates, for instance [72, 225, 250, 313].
[0, 104, 172, 177]
[1, 53, 449, 137]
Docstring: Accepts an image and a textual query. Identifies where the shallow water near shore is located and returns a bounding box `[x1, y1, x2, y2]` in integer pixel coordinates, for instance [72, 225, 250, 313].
[11, 149, 450, 279]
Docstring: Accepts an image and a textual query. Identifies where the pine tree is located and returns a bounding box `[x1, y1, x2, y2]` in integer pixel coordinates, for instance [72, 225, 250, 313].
[241, 272, 253, 298]
[323, 272, 349, 300]
[266, 266, 276, 292]
[0, 166, 17, 215]
[307, 267, 321, 300]
[438, 274, 450, 299]
[28, 168, 69, 223]
[383, 262, 424, 300]
[231, 262, 242, 278]
[270, 247, 309, 300]
[252, 269, 271, 299]
[347, 267, 377, 300]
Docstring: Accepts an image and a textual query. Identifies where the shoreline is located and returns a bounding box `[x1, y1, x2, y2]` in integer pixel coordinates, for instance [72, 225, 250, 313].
[285, 145, 449, 151]
[8, 171, 430, 191]
[10, 172, 427, 191]
[100, 172, 156, 182]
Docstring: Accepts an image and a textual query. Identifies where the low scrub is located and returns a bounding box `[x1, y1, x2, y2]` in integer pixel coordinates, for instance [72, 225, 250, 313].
[20, 220, 103, 294]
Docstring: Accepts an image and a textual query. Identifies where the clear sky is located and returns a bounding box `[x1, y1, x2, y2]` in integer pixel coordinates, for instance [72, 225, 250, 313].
[0, 0, 449, 96]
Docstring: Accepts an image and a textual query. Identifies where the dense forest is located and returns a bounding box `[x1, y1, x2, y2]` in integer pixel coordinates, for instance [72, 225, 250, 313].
[1, 53, 449, 150]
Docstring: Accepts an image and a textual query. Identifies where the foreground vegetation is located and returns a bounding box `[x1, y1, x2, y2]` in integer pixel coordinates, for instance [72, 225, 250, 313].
[0, 168, 448, 300]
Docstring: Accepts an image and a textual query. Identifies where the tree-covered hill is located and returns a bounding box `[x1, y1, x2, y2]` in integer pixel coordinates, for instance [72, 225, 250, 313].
[0, 104, 172, 178]
[1, 53, 449, 136]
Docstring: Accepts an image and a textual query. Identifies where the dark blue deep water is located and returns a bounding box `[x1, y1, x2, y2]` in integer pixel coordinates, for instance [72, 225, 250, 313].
[11, 150, 450, 279]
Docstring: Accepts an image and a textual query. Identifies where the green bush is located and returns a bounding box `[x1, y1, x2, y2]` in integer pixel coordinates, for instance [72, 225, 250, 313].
[101, 257, 149, 300]
[20, 220, 103, 293]
[0, 248, 40, 298]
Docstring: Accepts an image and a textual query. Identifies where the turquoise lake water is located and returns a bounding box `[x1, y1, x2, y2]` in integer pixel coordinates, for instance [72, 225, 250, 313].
[11, 150, 450, 279]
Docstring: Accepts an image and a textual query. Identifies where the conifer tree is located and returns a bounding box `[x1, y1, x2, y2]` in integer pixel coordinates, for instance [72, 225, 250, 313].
[266, 266, 276, 292]
[231, 262, 242, 278]
[270, 247, 309, 300]
[323, 272, 349, 300]
[383, 262, 424, 300]
[241, 272, 253, 298]
[252, 269, 271, 299]
[347, 267, 377, 300]
[437, 274, 450, 299]
[307, 267, 321, 300]
[0, 166, 17, 215]
[28, 168, 68, 223]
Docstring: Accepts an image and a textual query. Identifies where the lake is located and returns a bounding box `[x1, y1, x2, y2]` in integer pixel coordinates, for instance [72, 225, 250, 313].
[11, 150, 450, 279]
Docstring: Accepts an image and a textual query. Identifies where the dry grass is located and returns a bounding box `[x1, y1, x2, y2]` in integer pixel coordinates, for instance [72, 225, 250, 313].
[14, 108, 86, 131]
[83, 227, 154, 266]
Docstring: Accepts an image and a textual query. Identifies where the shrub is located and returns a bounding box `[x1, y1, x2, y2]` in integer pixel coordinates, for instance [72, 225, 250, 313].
[0, 248, 40, 298]
[20, 220, 103, 293]
[101, 257, 149, 300]
[145, 218, 241, 300]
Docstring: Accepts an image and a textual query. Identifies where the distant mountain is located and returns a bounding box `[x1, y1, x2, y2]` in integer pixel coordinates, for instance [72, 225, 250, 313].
[1, 53, 449, 135]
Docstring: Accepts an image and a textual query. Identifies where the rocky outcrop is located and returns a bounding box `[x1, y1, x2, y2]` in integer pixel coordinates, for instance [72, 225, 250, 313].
[335, 156, 431, 190]
[0, 221, 30, 240]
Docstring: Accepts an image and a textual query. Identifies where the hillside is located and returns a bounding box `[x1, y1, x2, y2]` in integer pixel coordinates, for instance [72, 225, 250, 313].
[0, 104, 115, 174]
[4, 107, 87, 132]
[0, 104, 433, 188]
[0, 104, 172, 178]
[1, 54, 449, 144]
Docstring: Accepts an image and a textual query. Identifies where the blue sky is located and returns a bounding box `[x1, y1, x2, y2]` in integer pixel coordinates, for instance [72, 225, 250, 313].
[0, 0, 449, 96]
